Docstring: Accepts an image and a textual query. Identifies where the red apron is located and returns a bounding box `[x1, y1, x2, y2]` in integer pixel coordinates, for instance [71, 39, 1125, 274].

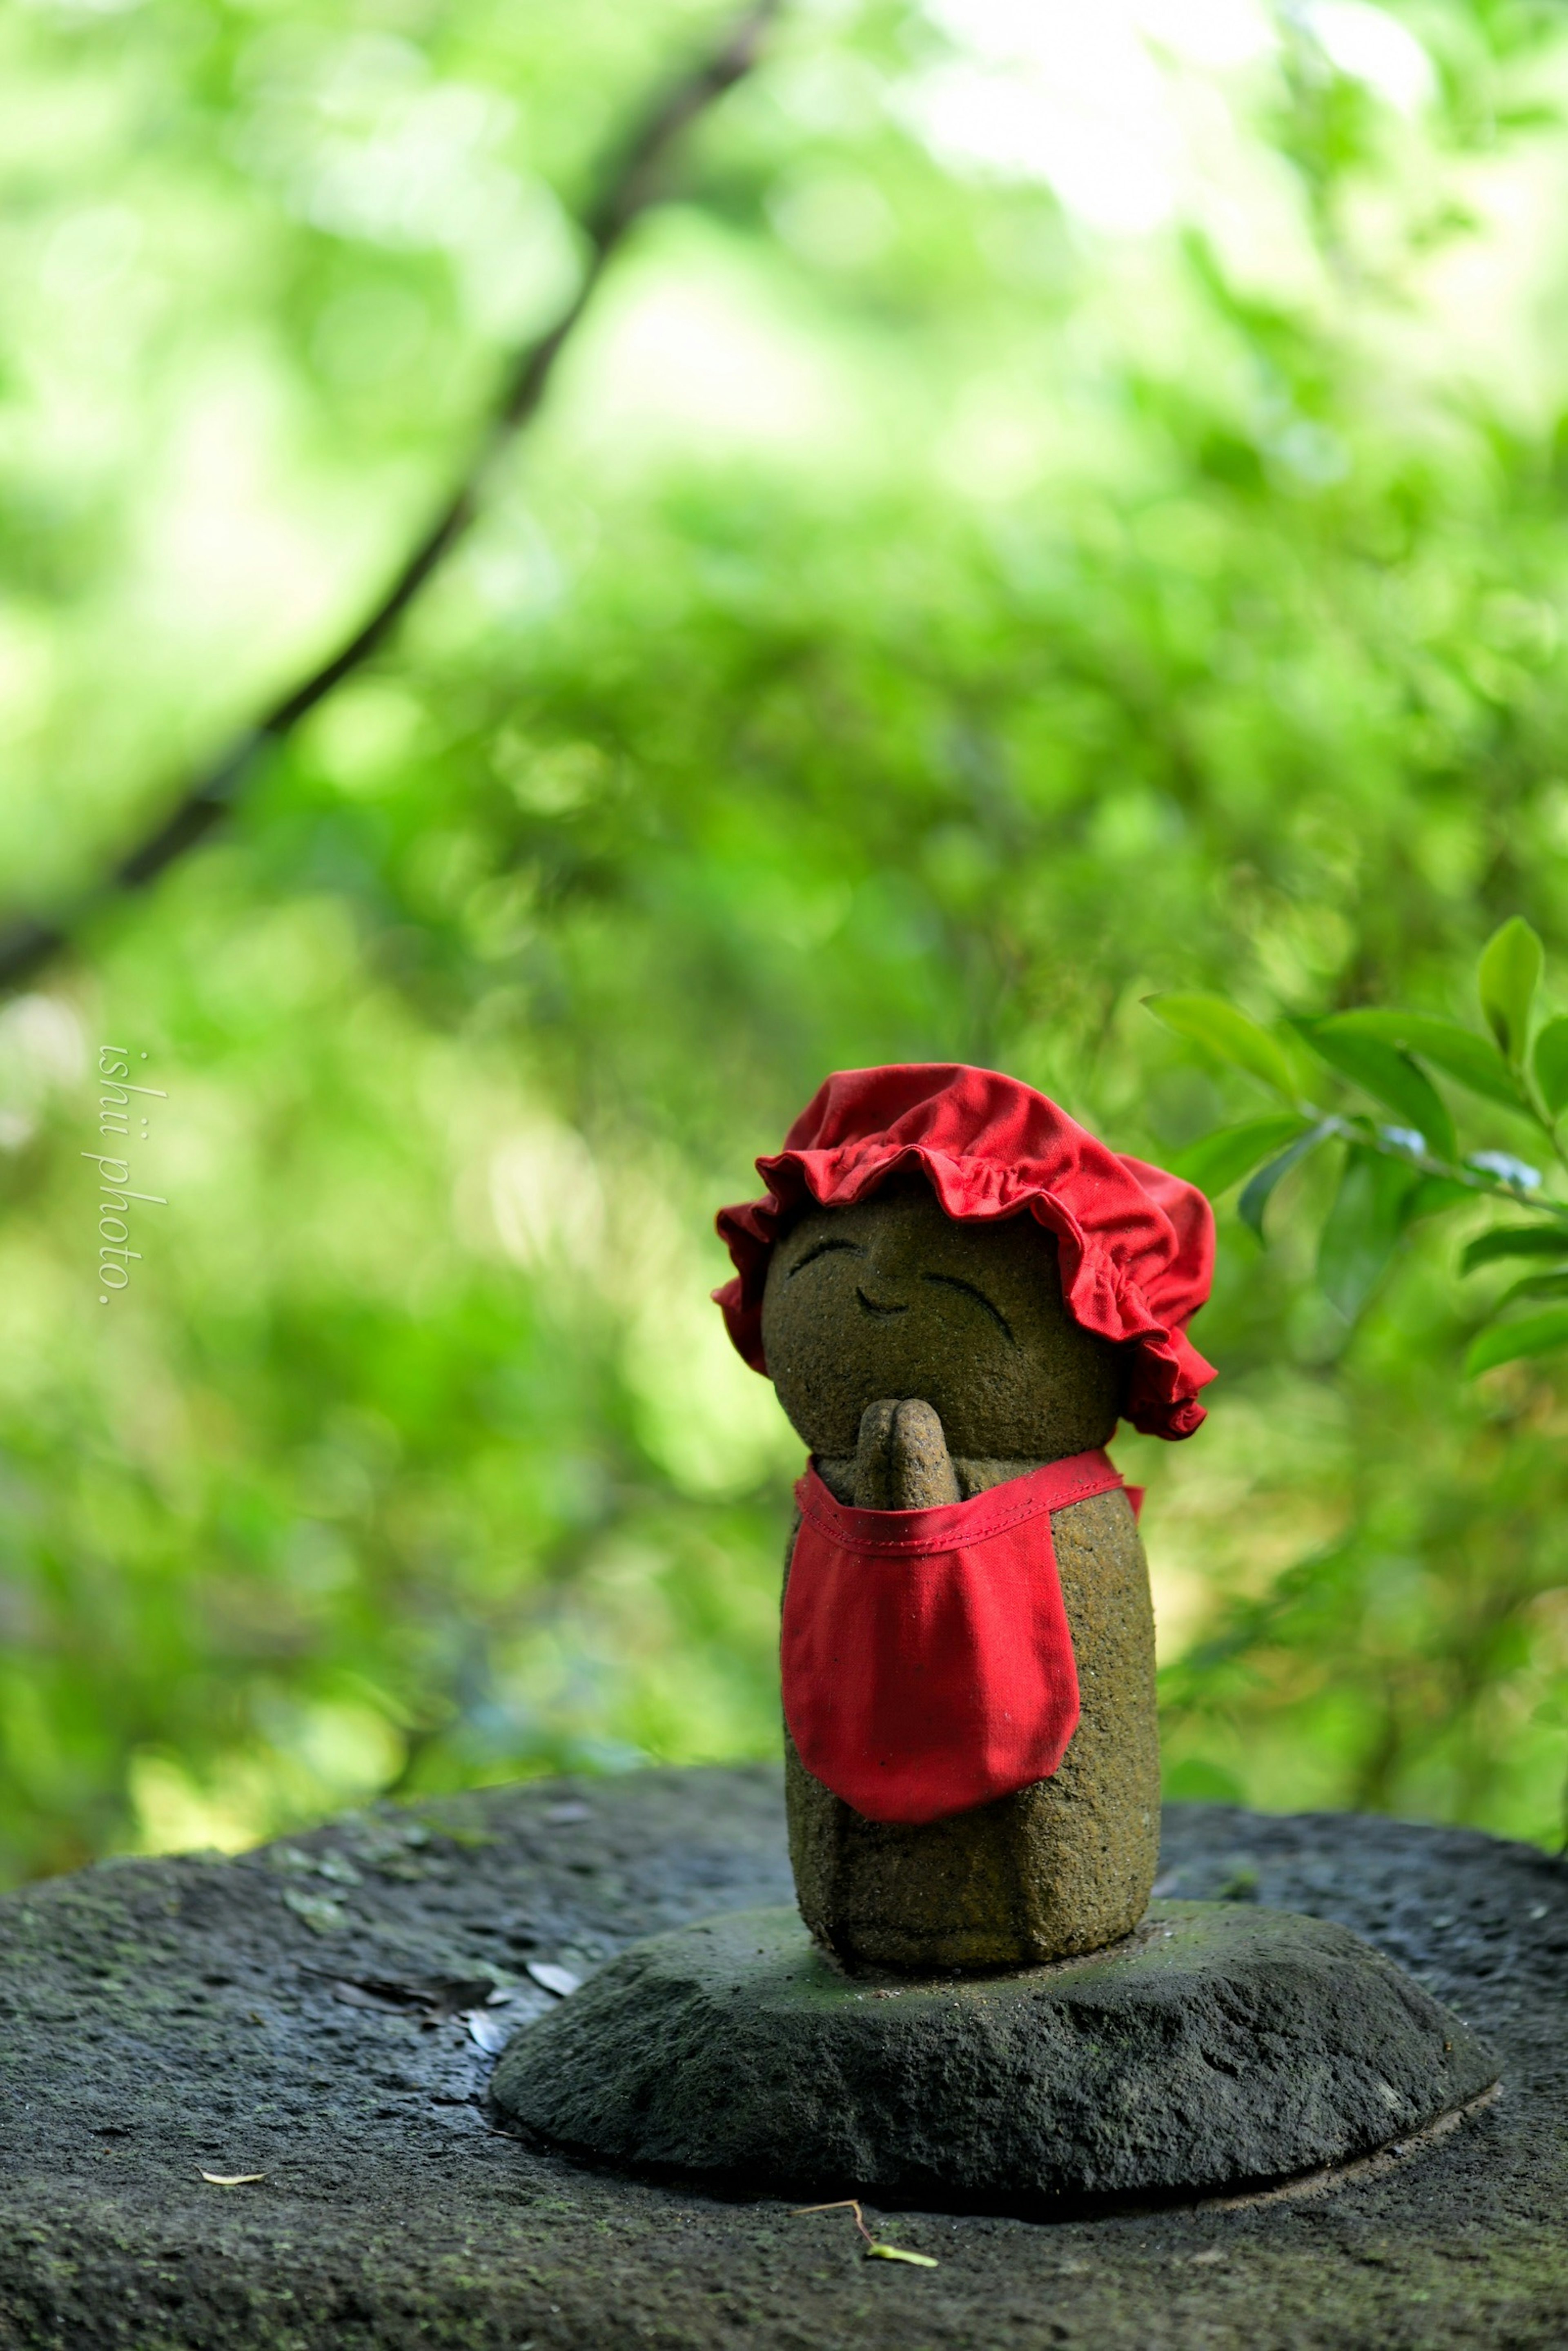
[782, 1449, 1138, 1827]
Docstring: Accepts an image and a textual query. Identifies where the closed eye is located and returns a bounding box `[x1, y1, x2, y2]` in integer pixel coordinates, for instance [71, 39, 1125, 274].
[786, 1237, 866, 1278]
[923, 1270, 1014, 1343]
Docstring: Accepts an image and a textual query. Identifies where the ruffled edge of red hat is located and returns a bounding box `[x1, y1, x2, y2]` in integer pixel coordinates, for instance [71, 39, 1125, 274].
[712, 1065, 1216, 1443]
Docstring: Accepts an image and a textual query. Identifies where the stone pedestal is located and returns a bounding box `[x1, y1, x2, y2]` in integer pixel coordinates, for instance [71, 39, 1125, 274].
[0, 1769, 1564, 2349]
[492, 1900, 1496, 2202]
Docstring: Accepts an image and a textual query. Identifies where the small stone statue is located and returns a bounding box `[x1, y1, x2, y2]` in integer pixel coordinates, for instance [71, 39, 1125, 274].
[495, 1064, 1497, 2199]
[715, 1063, 1216, 1971]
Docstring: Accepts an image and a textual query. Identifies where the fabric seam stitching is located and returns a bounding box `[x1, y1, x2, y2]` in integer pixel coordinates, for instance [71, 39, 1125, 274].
[795, 1463, 1124, 1557]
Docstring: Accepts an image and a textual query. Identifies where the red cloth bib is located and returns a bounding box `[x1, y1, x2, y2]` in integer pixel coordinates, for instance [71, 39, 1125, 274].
[782, 1450, 1136, 1827]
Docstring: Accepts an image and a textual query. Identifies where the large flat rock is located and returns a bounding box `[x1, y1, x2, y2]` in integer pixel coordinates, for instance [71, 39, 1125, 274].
[492, 1901, 1497, 2198]
[0, 1767, 1564, 2349]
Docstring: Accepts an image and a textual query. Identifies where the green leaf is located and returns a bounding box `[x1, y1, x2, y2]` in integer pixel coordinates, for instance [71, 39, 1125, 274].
[1145, 994, 1301, 1102]
[1237, 1120, 1334, 1238]
[1316, 1145, 1419, 1321]
[1320, 1009, 1522, 1112]
[1169, 1114, 1310, 1197]
[1466, 1306, 1568, 1376]
[1297, 1019, 1457, 1164]
[1406, 1175, 1473, 1219]
[1460, 1224, 1568, 1274]
[1478, 917, 1543, 1065]
[1532, 1016, 1568, 1117]
[1497, 1269, 1568, 1310]
[866, 2246, 939, 2268]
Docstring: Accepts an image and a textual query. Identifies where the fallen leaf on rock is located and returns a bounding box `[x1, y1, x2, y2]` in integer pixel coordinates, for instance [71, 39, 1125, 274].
[329, 1980, 406, 2012]
[268, 1847, 318, 1876]
[313, 1852, 363, 1887]
[526, 1961, 581, 1997]
[268, 1844, 362, 1886]
[281, 1888, 347, 1935]
[792, 2199, 938, 2269]
[463, 2009, 513, 2054]
[322, 1970, 498, 2017]
[200, 2172, 265, 2187]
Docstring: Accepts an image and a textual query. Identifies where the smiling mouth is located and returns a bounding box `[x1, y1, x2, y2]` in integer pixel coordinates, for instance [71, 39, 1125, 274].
[855, 1287, 909, 1318]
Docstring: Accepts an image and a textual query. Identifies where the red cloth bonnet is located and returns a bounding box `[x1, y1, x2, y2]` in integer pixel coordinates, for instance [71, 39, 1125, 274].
[713, 1062, 1216, 1440]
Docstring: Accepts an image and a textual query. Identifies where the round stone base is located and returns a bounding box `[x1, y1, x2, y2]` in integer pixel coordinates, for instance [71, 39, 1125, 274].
[490, 1899, 1499, 2204]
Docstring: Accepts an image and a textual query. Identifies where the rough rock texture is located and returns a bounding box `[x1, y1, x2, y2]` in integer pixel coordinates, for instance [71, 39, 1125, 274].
[850, 1397, 961, 1510]
[1, 1768, 1566, 2351]
[759, 1179, 1125, 1470]
[762, 1179, 1158, 1968]
[490, 1899, 1498, 2198]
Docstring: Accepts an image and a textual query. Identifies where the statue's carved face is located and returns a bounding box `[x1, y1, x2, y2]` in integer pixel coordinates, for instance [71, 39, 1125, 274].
[760, 1176, 1122, 1464]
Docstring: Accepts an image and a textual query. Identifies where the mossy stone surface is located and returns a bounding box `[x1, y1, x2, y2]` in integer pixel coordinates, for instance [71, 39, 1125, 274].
[0, 1770, 1566, 2347]
[762, 1182, 1156, 1968]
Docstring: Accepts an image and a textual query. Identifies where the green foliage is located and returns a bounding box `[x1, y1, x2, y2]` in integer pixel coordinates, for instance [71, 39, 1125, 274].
[1532, 1017, 1568, 1116]
[1478, 917, 1544, 1066]
[1298, 1022, 1457, 1167]
[1461, 1228, 1568, 1274]
[1145, 998, 1302, 1105]
[1163, 921, 1568, 1364]
[1238, 1123, 1336, 1241]
[1466, 1309, 1568, 1376]
[1316, 1147, 1420, 1324]
[1170, 1116, 1310, 1197]
[7, 0, 1568, 1874]
[1328, 1013, 1524, 1114]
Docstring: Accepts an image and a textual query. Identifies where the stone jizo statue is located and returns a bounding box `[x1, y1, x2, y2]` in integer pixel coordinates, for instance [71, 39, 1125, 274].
[715, 1062, 1216, 1971]
[493, 1063, 1495, 2201]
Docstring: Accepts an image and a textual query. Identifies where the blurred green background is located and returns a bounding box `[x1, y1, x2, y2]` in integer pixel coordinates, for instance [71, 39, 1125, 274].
[5, 0, 1568, 1883]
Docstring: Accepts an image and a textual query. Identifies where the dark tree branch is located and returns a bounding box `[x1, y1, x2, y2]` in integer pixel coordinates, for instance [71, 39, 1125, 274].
[0, 0, 780, 994]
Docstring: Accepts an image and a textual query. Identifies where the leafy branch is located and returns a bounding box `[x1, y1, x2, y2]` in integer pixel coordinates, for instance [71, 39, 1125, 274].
[1149, 918, 1568, 1372]
[0, 0, 781, 998]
